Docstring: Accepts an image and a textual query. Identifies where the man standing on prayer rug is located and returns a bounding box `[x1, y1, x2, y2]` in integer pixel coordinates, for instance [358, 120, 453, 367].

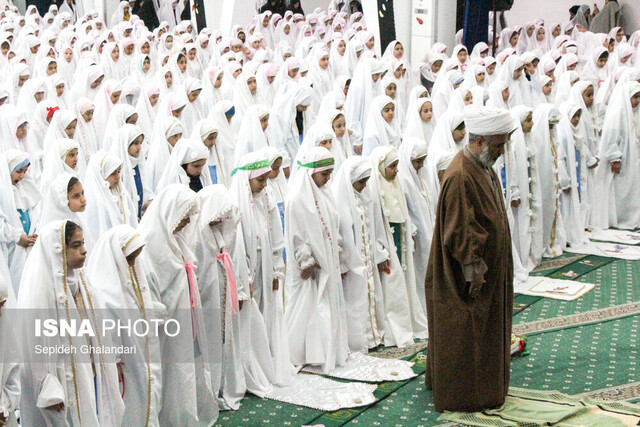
[425, 105, 516, 412]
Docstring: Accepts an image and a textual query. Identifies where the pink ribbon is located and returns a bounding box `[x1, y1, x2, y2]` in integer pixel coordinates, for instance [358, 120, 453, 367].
[185, 263, 198, 341]
[217, 252, 239, 314]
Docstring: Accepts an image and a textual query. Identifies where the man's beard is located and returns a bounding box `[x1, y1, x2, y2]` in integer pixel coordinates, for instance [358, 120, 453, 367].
[479, 144, 497, 168]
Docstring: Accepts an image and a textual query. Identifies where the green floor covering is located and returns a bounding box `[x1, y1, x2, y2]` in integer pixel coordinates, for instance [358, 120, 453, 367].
[217, 253, 640, 426]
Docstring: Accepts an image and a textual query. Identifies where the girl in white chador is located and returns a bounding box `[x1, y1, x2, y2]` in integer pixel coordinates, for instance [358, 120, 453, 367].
[137, 184, 218, 426]
[88, 225, 162, 427]
[532, 104, 566, 257]
[146, 117, 184, 192]
[231, 152, 295, 386]
[397, 137, 435, 313]
[362, 95, 401, 155]
[285, 147, 349, 373]
[0, 150, 41, 295]
[331, 156, 385, 352]
[368, 146, 428, 346]
[0, 269, 19, 427]
[594, 81, 640, 230]
[17, 220, 124, 427]
[156, 138, 212, 193]
[195, 185, 247, 410]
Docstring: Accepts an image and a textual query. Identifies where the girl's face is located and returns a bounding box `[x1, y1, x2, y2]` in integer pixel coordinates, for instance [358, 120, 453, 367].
[149, 94, 159, 107]
[513, 66, 524, 80]
[486, 63, 496, 75]
[214, 72, 223, 88]
[165, 71, 173, 87]
[34, 91, 44, 102]
[269, 157, 282, 179]
[167, 133, 182, 146]
[457, 49, 468, 63]
[432, 60, 443, 74]
[15, 122, 27, 140]
[184, 159, 206, 177]
[288, 67, 299, 79]
[502, 87, 510, 102]
[10, 165, 28, 185]
[570, 110, 582, 127]
[536, 28, 545, 41]
[452, 124, 466, 143]
[393, 68, 402, 79]
[247, 77, 257, 94]
[124, 44, 134, 56]
[597, 54, 608, 68]
[332, 115, 346, 138]
[384, 160, 398, 180]
[631, 92, 640, 109]
[352, 177, 369, 193]
[172, 106, 184, 118]
[106, 167, 121, 189]
[91, 75, 104, 89]
[385, 83, 397, 99]
[616, 29, 624, 43]
[545, 69, 555, 81]
[393, 43, 403, 59]
[318, 138, 332, 151]
[55, 83, 64, 97]
[110, 90, 121, 104]
[463, 91, 473, 105]
[188, 89, 201, 102]
[65, 119, 77, 138]
[521, 112, 534, 133]
[582, 85, 594, 108]
[476, 72, 485, 84]
[18, 74, 29, 86]
[381, 102, 395, 123]
[319, 55, 329, 70]
[110, 45, 119, 61]
[232, 68, 242, 78]
[177, 56, 187, 72]
[82, 108, 94, 122]
[510, 33, 519, 46]
[202, 131, 217, 148]
[65, 148, 78, 169]
[411, 156, 426, 172]
[0, 42, 8, 55]
[552, 26, 561, 38]
[365, 36, 374, 49]
[311, 169, 332, 187]
[542, 81, 552, 96]
[67, 181, 86, 212]
[419, 102, 433, 122]
[141, 42, 150, 54]
[187, 48, 196, 61]
[64, 48, 73, 62]
[47, 61, 57, 75]
[337, 40, 346, 55]
[260, 114, 269, 131]
[249, 172, 269, 193]
[143, 58, 151, 72]
[128, 135, 143, 158]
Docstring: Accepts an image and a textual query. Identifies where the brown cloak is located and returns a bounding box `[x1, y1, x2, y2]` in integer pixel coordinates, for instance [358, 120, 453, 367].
[424, 149, 514, 412]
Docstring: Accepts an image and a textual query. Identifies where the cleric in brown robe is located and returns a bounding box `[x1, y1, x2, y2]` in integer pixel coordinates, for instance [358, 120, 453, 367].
[425, 105, 517, 412]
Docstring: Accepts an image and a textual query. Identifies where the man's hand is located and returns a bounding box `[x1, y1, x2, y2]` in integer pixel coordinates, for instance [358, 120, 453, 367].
[468, 277, 485, 299]
[272, 278, 279, 291]
[510, 198, 521, 208]
[611, 161, 621, 174]
[300, 264, 317, 280]
[18, 234, 37, 248]
[46, 402, 65, 412]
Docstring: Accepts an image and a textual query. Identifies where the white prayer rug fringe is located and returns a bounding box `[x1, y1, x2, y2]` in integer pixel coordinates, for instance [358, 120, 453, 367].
[264, 374, 377, 411]
[301, 352, 417, 382]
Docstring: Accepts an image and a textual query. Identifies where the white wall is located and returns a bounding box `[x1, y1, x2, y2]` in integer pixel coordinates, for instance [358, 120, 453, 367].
[505, 0, 640, 33]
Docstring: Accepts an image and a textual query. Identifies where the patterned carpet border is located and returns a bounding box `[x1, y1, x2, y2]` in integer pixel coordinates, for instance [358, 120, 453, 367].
[369, 340, 428, 360]
[512, 300, 640, 336]
[580, 382, 640, 402]
[532, 254, 585, 275]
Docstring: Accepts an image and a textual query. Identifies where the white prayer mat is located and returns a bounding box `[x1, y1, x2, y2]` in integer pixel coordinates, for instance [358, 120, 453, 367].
[265, 374, 377, 411]
[568, 241, 640, 260]
[586, 229, 640, 245]
[515, 277, 596, 301]
[301, 352, 417, 382]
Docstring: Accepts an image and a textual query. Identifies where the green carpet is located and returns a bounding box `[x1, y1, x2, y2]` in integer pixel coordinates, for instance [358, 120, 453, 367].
[217, 250, 640, 426]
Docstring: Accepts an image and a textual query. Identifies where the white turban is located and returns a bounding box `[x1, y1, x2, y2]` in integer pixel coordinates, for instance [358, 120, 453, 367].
[464, 105, 518, 136]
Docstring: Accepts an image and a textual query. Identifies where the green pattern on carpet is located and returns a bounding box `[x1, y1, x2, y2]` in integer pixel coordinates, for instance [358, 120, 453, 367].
[546, 254, 616, 280]
[513, 295, 542, 315]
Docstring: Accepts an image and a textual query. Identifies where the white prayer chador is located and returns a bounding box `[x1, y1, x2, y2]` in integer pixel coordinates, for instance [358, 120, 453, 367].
[0, 150, 41, 296]
[39, 172, 87, 228]
[83, 150, 137, 244]
[195, 185, 247, 410]
[137, 184, 218, 426]
[368, 146, 428, 346]
[403, 97, 435, 145]
[362, 95, 401, 155]
[508, 106, 543, 271]
[532, 104, 567, 256]
[73, 98, 100, 162]
[557, 102, 588, 247]
[231, 153, 295, 386]
[0, 270, 19, 427]
[594, 81, 640, 230]
[87, 225, 162, 427]
[425, 110, 468, 196]
[343, 57, 384, 130]
[285, 147, 349, 373]
[208, 101, 237, 178]
[270, 82, 314, 162]
[146, 117, 183, 192]
[17, 220, 124, 427]
[234, 104, 271, 160]
[397, 137, 435, 312]
[156, 138, 212, 191]
[331, 157, 385, 352]
[190, 120, 227, 186]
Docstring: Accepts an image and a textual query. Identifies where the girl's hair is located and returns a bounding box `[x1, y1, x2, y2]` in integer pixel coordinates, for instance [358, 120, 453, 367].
[67, 176, 79, 193]
[64, 220, 80, 245]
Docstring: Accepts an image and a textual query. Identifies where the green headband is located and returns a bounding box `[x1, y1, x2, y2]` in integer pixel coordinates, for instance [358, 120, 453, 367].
[297, 157, 335, 169]
[230, 159, 271, 176]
